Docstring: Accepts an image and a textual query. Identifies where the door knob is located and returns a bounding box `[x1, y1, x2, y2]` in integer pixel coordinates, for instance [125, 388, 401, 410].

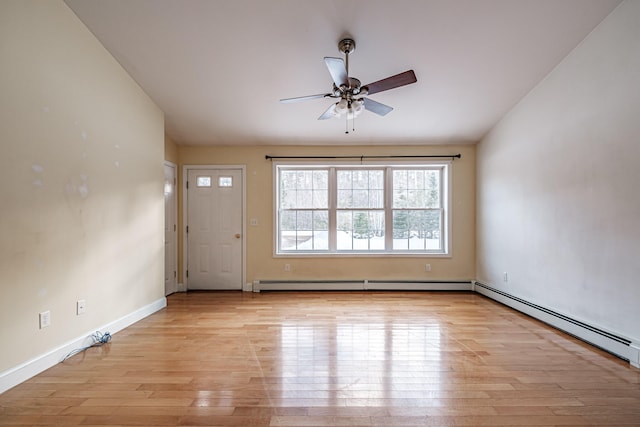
[235, 233, 241, 239]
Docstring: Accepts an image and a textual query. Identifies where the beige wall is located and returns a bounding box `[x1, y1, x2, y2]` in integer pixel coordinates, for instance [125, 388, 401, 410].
[477, 1, 639, 341]
[164, 134, 178, 164]
[177, 145, 475, 285]
[0, 1, 165, 372]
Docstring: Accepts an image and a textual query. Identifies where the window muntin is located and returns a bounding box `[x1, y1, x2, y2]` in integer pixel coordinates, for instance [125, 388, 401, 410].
[276, 163, 449, 255]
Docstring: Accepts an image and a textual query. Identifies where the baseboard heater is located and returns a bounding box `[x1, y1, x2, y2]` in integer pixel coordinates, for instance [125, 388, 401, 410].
[253, 279, 473, 292]
[474, 281, 639, 366]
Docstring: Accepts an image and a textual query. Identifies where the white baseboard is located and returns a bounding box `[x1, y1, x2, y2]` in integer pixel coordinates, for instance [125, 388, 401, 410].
[474, 281, 636, 365]
[0, 297, 167, 394]
[254, 279, 473, 292]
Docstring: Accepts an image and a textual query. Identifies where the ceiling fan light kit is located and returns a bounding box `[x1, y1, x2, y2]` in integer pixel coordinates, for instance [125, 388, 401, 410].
[280, 37, 417, 132]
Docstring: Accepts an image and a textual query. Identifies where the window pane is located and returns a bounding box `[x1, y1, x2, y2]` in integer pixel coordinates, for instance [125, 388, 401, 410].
[312, 210, 329, 250]
[425, 170, 440, 208]
[369, 189, 384, 208]
[393, 211, 409, 239]
[337, 210, 384, 251]
[393, 209, 442, 250]
[280, 189, 294, 209]
[281, 171, 296, 191]
[297, 189, 312, 208]
[394, 170, 407, 190]
[280, 210, 295, 230]
[370, 170, 384, 189]
[281, 169, 328, 210]
[337, 170, 351, 189]
[313, 210, 328, 231]
[352, 170, 368, 189]
[312, 231, 329, 250]
[279, 211, 297, 250]
[297, 171, 312, 189]
[393, 169, 441, 209]
[337, 169, 384, 209]
[337, 189, 352, 208]
[280, 209, 330, 251]
[313, 170, 328, 189]
[393, 189, 408, 208]
[408, 170, 423, 189]
[313, 190, 327, 208]
[353, 190, 368, 207]
[218, 176, 232, 187]
[296, 210, 312, 230]
[196, 176, 211, 187]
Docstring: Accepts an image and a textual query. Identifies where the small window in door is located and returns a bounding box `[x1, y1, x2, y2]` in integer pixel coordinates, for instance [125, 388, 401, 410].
[218, 176, 233, 187]
[196, 176, 212, 187]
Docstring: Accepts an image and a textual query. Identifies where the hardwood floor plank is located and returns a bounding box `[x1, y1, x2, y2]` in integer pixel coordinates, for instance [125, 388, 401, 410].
[1, 291, 639, 426]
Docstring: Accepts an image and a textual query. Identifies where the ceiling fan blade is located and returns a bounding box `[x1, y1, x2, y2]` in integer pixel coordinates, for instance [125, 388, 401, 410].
[324, 57, 348, 88]
[362, 97, 393, 116]
[363, 70, 417, 95]
[280, 93, 330, 103]
[318, 103, 337, 120]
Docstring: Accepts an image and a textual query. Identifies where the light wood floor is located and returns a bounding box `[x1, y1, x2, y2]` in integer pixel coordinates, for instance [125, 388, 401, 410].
[1, 291, 639, 426]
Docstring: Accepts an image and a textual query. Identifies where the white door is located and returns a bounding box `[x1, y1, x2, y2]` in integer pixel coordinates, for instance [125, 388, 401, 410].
[186, 168, 243, 290]
[164, 162, 178, 295]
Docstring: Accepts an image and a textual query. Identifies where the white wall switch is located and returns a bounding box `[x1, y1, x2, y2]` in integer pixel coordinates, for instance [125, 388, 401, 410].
[39, 311, 51, 329]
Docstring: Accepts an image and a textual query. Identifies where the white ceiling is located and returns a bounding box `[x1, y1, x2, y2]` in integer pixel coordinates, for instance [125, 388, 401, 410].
[64, 0, 620, 146]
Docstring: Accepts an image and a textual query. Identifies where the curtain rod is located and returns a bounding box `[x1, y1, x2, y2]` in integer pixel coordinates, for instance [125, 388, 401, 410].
[265, 154, 461, 161]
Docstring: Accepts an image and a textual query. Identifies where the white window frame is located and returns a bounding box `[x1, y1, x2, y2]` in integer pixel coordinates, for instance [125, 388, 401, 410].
[273, 161, 451, 257]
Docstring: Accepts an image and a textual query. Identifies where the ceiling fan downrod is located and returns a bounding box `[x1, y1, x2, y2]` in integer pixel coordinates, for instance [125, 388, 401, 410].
[338, 38, 355, 89]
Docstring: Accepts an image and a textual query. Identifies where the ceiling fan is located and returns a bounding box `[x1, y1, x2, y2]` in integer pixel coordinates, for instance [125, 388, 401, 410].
[280, 38, 417, 124]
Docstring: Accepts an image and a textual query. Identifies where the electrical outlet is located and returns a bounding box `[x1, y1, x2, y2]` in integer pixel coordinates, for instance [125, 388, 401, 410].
[284, 263, 291, 272]
[425, 263, 431, 272]
[39, 311, 51, 329]
[250, 218, 258, 226]
[77, 299, 86, 315]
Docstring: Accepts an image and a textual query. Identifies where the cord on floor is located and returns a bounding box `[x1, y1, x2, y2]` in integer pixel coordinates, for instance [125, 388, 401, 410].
[62, 331, 111, 361]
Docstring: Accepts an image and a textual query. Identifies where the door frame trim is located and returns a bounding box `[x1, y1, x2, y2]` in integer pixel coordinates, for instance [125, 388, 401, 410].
[164, 161, 178, 295]
[182, 164, 247, 291]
